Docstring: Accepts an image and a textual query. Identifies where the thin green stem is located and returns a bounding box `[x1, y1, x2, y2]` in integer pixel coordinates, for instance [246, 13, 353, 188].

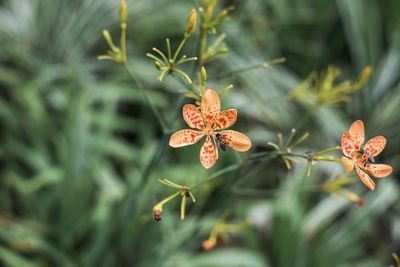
[315, 146, 342, 155]
[166, 38, 172, 59]
[278, 151, 342, 163]
[209, 57, 287, 80]
[152, 47, 168, 64]
[284, 129, 296, 149]
[146, 53, 164, 64]
[102, 30, 119, 52]
[159, 178, 184, 189]
[155, 191, 181, 208]
[180, 194, 186, 220]
[174, 68, 193, 84]
[313, 156, 342, 163]
[172, 35, 189, 63]
[123, 64, 168, 132]
[120, 23, 127, 64]
[177, 56, 198, 65]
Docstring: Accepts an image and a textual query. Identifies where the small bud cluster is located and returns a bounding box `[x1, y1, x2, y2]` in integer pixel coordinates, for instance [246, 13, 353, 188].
[152, 179, 196, 221]
[290, 65, 373, 108]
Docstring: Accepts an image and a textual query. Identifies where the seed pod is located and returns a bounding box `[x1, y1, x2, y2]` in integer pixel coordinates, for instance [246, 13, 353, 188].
[153, 209, 162, 221]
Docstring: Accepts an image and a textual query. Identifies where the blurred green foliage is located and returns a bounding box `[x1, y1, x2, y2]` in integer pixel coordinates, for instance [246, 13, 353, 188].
[0, 0, 399, 266]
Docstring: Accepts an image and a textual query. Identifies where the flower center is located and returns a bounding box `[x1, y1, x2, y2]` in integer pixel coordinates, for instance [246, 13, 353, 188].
[203, 125, 213, 135]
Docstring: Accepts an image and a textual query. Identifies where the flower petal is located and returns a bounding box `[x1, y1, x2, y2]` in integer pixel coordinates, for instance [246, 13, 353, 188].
[169, 129, 204, 148]
[349, 120, 365, 150]
[356, 166, 375, 190]
[201, 89, 220, 124]
[200, 136, 218, 169]
[183, 104, 205, 130]
[213, 109, 237, 130]
[341, 157, 354, 173]
[219, 130, 251, 152]
[363, 136, 386, 157]
[365, 164, 393, 178]
[341, 131, 357, 158]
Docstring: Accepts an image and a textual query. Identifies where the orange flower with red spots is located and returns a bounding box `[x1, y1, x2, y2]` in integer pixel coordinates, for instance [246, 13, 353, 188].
[341, 120, 393, 190]
[169, 89, 251, 169]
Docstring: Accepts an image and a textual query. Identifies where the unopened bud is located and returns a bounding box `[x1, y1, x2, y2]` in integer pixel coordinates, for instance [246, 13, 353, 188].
[202, 237, 217, 250]
[119, 0, 127, 24]
[219, 47, 229, 53]
[200, 66, 207, 84]
[154, 61, 162, 70]
[185, 8, 197, 35]
[358, 65, 372, 85]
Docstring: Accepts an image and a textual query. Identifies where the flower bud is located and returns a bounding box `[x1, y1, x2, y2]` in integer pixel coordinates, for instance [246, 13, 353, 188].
[185, 8, 197, 35]
[200, 66, 207, 84]
[358, 65, 372, 85]
[119, 0, 127, 24]
[154, 61, 162, 70]
[341, 157, 354, 173]
[202, 237, 217, 250]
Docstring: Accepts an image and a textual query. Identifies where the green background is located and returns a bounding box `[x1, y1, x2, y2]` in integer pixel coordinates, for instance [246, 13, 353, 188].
[0, 0, 399, 266]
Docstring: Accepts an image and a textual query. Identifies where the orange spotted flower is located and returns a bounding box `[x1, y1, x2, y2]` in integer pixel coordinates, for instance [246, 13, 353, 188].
[169, 89, 251, 169]
[341, 120, 393, 190]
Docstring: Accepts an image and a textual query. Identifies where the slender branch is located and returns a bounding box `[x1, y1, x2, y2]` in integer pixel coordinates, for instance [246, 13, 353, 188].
[123, 64, 168, 132]
[315, 146, 342, 155]
[172, 35, 189, 62]
[278, 151, 342, 163]
[153, 47, 168, 63]
[209, 57, 286, 80]
[155, 191, 181, 208]
[166, 38, 172, 60]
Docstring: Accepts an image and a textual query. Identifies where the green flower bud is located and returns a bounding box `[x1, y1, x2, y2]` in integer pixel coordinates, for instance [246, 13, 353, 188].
[185, 8, 197, 35]
[119, 0, 127, 24]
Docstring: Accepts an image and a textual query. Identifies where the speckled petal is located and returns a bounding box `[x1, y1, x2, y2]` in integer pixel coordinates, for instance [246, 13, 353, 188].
[356, 166, 375, 190]
[183, 104, 205, 130]
[341, 131, 357, 158]
[200, 136, 218, 169]
[201, 89, 220, 124]
[213, 109, 237, 130]
[169, 130, 204, 148]
[365, 164, 392, 178]
[348, 120, 365, 150]
[219, 130, 251, 152]
[363, 136, 386, 157]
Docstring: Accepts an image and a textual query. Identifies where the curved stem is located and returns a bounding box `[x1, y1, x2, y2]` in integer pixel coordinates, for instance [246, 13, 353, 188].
[154, 191, 181, 210]
[172, 35, 189, 63]
[209, 58, 286, 80]
[278, 151, 343, 163]
[315, 146, 342, 155]
[123, 64, 168, 132]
